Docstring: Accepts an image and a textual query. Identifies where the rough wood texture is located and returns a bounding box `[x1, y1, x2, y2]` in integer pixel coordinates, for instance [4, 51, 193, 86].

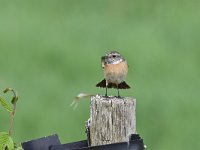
[88, 95, 136, 146]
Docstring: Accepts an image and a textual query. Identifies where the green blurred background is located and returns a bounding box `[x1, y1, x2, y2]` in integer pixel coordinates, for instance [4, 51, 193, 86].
[0, 0, 200, 149]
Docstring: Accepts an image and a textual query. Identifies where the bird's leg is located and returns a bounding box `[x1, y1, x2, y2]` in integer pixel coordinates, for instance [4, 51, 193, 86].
[105, 80, 108, 97]
[117, 84, 120, 98]
[105, 86, 108, 97]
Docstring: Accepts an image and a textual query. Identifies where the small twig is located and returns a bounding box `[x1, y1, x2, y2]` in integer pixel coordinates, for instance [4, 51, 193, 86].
[70, 93, 94, 110]
[4, 88, 18, 136]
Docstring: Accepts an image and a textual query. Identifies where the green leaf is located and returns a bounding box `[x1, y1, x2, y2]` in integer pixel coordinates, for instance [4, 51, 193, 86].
[0, 132, 14, 150]
[3, 88, 19, 105]
[0, 97, 13, 113]
[14, 142, 23, 150]
[14, 146, 23, 150]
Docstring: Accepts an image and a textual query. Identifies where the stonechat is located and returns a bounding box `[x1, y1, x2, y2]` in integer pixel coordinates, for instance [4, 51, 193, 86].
[96, 51, 130, 97]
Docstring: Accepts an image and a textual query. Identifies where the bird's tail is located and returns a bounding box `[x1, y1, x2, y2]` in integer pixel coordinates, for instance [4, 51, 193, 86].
[96, 79, 131, 89]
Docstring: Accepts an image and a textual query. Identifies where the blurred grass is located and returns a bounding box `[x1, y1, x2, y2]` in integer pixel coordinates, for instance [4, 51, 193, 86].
[0, 0, 200, 149]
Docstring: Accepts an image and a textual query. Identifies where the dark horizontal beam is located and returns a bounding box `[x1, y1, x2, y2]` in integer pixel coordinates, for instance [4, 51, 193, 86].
[22, 134, 144, 150]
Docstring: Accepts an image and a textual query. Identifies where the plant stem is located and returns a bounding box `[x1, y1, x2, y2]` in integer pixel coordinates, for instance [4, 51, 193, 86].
[9, 102, 16, 136]
[3, 88, 18, 136]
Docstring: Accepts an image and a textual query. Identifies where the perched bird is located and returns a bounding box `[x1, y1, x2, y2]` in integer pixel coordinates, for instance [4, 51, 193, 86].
[96, 51, 130, 97]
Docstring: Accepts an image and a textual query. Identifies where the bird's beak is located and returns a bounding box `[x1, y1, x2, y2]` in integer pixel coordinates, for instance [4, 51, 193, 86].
[101, 56, 106, 61]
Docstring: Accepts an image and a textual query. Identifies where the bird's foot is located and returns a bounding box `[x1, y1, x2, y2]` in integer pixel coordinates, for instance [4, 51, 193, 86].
[104, 94, 109, 98]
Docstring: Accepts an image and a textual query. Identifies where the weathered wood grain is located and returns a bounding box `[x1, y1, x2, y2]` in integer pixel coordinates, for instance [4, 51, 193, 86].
[88, 95, 136, 146]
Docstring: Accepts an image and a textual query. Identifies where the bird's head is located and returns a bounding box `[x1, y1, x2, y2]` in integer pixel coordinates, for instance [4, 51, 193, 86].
[102, 51, 124, 64]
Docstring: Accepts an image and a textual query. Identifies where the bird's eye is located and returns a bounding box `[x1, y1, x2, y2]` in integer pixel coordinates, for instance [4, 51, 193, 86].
[112, 55, 116, 58]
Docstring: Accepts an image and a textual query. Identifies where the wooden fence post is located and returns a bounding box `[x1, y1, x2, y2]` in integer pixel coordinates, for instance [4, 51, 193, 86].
[87, 95, 136, 146]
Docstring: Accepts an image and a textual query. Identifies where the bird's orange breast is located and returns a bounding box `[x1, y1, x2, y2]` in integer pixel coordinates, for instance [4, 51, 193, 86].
[103, 61, 128, 84]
